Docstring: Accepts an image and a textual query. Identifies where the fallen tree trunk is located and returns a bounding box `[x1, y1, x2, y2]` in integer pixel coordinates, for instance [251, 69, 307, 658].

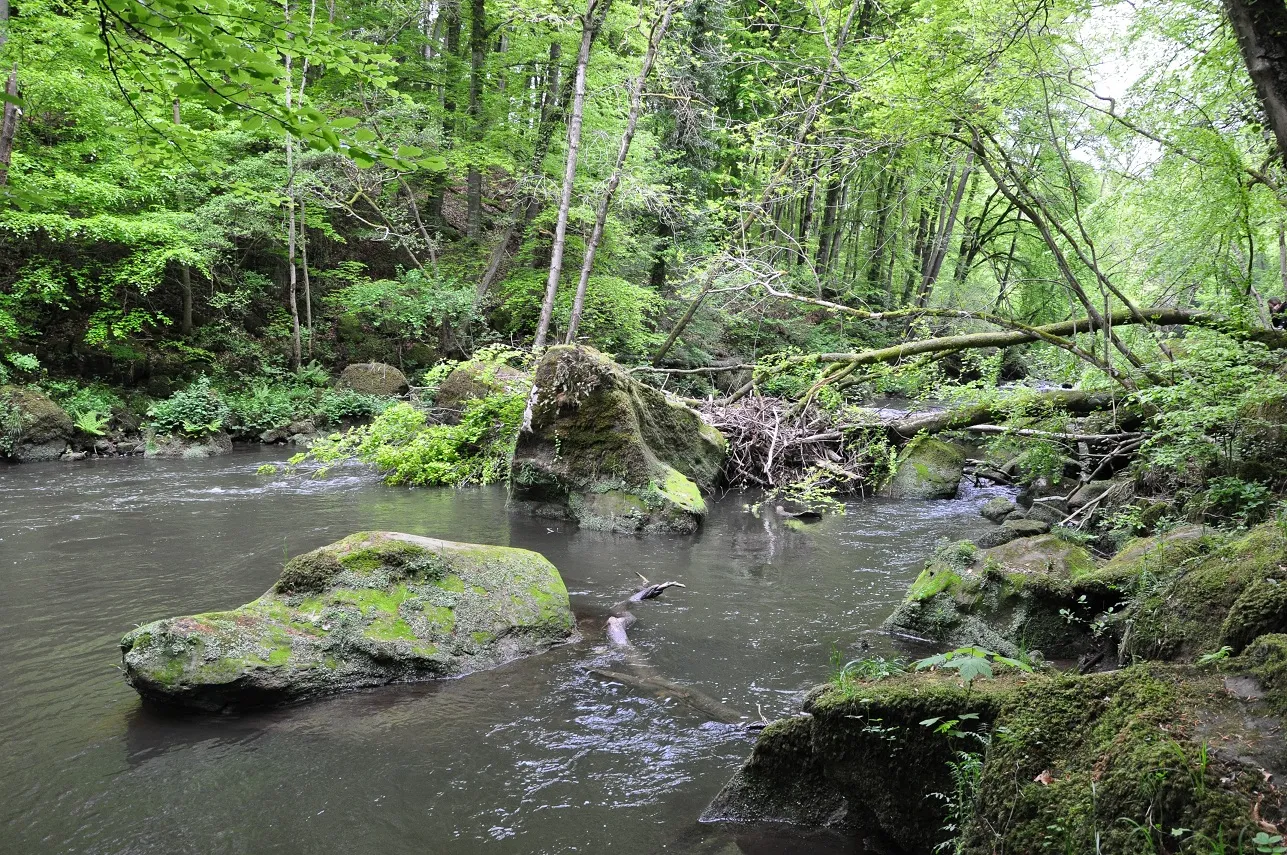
[886, 390, 1133, 440]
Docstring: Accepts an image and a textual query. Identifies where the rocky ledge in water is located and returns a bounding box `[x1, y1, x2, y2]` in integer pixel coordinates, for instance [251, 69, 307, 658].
[120, 532, 576, 711]
[509, 345, 727, 533]
[706, 663, 1287, 853]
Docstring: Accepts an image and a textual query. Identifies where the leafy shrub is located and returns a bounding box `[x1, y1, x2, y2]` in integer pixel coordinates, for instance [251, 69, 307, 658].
[73, 410, 110, 436]
[146, 377, 230, 437]
[316, 389, 392, 424]
[293, 391, 525, 487]
[224, 382, 297, 435]
[1195, 476, 1273, 526]
[44, 380, 123, 421]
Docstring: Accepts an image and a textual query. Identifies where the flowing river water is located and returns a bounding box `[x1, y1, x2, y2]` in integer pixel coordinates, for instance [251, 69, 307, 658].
[0, 447, 998, 854]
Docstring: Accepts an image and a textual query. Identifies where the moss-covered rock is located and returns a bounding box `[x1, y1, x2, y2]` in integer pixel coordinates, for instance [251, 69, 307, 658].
[120, 532, 576, 711]
[0, 386, 73, 463]
[704, 670, 1024, 853]
[884, 534, 1104, 658]
[336, 362, 409, 396]
[509, 346, 726, 533]
[144, 431, 233, 459]
[885, 435, 965, 499]
[980, 496, 1017, 523]
[964, 665, 1285, 854]
[1124, 522, 1287, 661]
[434, 359, 529, 416]
[710, 665, 1286, 854]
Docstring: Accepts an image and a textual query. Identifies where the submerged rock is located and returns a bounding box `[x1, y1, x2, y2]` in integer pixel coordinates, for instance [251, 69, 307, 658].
[336, 362, 409, 397]
[884, 533, 1101, 658]
[144, 431, 233, 459]
[120, 532, 575, 711]
[509, 346, 726, 533]
[0, 386, 73, 463]
[884, 435, 964, 499]
[709, 665, 1286, 854]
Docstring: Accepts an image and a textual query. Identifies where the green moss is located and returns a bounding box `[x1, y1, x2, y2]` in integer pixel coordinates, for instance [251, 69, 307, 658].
[266, 645, 293, 665]
[365, 617, 417, 642]
[275, 551, 344, 595]
[329, 584, 410, 616]
[1241, 634, 1287, 715]
[1127, 522, 1287, 660]
[907, 565, 966, 601]
[437, 574, 466, 593]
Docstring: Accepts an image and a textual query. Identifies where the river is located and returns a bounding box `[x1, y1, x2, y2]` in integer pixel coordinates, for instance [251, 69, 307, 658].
[0, 447, 996, 854]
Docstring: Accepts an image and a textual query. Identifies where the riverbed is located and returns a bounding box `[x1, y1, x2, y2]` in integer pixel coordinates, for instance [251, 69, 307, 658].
[0, 447, 995, 854]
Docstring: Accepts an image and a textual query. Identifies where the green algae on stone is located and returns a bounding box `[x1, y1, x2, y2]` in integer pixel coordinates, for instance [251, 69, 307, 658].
[509, 345, 726, 533]
[120, 532, 576, 712]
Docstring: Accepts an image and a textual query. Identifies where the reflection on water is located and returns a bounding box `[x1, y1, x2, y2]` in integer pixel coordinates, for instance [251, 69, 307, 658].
[0, 447, 997, 854]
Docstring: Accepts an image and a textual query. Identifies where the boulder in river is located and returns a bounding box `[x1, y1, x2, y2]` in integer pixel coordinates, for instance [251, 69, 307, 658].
[336, 362, 410, 397]
[884, 532, 1102, 658]
[509, 346, 726, 533]
[433, 357, 531, 423]
[979, 496, 1017, 522]
[0, 386, 73, 463]
[144, 430, 233, 459]
[884, 435, 964, 499]
[120, 532, 576, 711]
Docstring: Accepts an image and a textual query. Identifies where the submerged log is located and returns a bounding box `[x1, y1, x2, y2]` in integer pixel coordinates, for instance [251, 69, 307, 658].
[596, 574, 746, 725]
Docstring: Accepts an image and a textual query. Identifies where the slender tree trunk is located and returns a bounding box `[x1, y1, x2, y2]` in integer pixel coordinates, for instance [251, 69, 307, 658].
[533, 0, 605, 349]
[815, 174, 842, 274]
[796, 162, 817, 266]
[283, 5, 302, 371]
[0, 68, 18, 188]
[1224, 0, 1287, 165]
[301, 196, 313, 355]
[466, 0, 487, 239]
[169, 99, 194, 335]
[564, 1, 673, 344]
[916, 150, 974, 308]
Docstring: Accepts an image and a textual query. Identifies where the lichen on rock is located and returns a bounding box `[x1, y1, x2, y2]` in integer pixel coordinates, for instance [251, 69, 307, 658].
[120, 532, 576, 711]
[508, 345, 726, 533]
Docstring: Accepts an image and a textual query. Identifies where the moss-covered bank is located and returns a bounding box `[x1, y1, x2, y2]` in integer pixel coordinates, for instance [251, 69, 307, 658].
[121, 532, 575, 711]
[509, 346, 726, 533]
[708, 665, 1287, 854]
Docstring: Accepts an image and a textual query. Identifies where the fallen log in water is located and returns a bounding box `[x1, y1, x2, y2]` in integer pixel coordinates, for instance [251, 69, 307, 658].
[596, 574, 748, 725]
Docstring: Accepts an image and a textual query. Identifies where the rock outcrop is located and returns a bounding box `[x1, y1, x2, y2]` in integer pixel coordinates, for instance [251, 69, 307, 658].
[120, 532, 575, 711]
[433, 358, 530, 423]
[884, 533, 1102, 658]
[144, 431, 234, 459]
[0, 386, 73, 463]
[336, 362, 410, 397]
[509, 346, 726, 533]
[884, 435, 964, 499]
[708, 666, 1286, 853]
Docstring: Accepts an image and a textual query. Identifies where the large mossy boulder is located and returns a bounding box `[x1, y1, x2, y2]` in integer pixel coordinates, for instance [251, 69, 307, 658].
[509, 346, 727, 533]
[336, 362, 409, 396]
[884, 534, 1103, 658]
[885, 435, 965, 499]
[433, 358, 530, 422]
[1124, 522, 1287, 661]
[120, 532, 575, 711]
[0, 386, 73, 463]
[708, 665, 1285, 854]
[144, 430, 234, 459]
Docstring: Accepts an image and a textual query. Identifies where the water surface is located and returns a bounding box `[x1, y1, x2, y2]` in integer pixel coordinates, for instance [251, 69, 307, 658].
[0, 448, 995, 854]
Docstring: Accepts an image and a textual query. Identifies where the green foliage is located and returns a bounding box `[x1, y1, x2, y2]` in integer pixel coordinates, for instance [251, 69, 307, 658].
[224, 381, 298, 435]
[146, 377, 230, 438]
[73, 410, 110, 436]
[1196, 477, 1274, 527]
[292, 392, 525, 487]
[913, 647, 1033, 685]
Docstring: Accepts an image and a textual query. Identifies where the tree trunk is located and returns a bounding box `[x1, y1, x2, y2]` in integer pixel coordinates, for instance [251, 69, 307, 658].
[814, 174, 841, 274]
[533, 0, 606, 349]
[0, 68, 18, 188]
[1225, 0, 1287, 165]
[283, 6, 302, 371]
[916, 150, 974, 308]
[564, 1, 673, 343]
[466, 0, 487, 240]
[301, 196, 313, 355]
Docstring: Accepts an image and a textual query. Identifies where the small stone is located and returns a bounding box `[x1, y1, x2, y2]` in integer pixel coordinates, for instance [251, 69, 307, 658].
[1002, 518, 1051, 536]
[980, 497, 1018, 523]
